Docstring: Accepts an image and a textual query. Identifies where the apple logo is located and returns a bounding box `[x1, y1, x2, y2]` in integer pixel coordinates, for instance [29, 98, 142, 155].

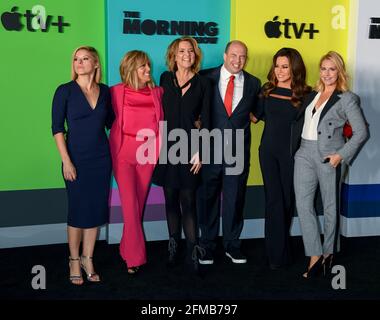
[264, 16, 282, 38]
[1, 6, 23, 31]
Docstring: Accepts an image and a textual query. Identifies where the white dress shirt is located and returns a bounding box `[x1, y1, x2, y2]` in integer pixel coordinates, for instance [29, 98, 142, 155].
[302, 92, 328, 140]
[219, 65, 244, 113]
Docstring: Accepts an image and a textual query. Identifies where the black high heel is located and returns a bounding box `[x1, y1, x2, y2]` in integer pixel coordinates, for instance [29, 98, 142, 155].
[323, 254, 334, 276]
[127, 266, 140, 275]
[191, 245, 206, 275]
[303, 256, 324, 279]
[167, 237, 180, 267]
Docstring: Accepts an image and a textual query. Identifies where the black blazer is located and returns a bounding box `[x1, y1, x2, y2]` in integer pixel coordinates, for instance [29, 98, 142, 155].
[200, 66, 261, 167]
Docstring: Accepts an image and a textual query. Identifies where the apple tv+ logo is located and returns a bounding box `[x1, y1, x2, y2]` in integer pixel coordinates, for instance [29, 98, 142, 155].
[264, 16, 319, 39]
[1, 6, 70, 33]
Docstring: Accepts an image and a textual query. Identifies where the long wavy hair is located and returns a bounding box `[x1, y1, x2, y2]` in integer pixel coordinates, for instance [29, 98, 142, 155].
[315, 51, 349, 92]
[262, 47, 311, 107]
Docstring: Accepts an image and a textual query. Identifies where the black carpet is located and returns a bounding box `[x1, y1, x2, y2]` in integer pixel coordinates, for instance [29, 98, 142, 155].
[1, 236, 380, 302]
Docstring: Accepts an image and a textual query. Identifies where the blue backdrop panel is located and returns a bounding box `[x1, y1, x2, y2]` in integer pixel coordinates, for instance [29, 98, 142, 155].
[106, 0, 230, 86]
[106, 0, 230, 190]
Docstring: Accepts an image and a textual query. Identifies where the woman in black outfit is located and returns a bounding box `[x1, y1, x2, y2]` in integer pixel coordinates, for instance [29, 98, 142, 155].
[153, 36, 210, 272]
[252, 48, 311, 270]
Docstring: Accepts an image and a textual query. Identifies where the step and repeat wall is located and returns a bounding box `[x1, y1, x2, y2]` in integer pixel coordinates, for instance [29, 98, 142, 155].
[345, 0, 380, 236]
[0, 0, 378, 248]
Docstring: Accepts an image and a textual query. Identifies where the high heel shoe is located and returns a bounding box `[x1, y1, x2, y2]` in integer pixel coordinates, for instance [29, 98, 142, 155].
[80, 256, 100, 282]
[323, 254, 334, 276]
[167, 237, 180, 267]
[127, 266, 140, 275]
[69, 257, 83, 285]
[191, 244, 206, 275]
[303, 256, 324, 279]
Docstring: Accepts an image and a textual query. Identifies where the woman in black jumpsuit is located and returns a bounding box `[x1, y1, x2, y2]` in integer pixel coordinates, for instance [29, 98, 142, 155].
[253, 48, 311, 269]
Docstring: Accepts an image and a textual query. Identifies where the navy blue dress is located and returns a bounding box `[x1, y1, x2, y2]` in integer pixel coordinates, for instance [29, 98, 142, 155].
[52, 81, 114, 228]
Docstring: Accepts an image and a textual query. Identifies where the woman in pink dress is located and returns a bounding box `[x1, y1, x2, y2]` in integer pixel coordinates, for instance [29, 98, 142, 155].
[109, 51, 163, 274]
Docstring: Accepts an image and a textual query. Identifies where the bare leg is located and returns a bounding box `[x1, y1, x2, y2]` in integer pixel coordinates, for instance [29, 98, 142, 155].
[68, 225, 83, 285]
[81, 227, 100, 281]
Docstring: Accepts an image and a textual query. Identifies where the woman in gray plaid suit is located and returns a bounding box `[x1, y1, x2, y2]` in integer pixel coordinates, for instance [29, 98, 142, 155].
[292, 51, 368, 279]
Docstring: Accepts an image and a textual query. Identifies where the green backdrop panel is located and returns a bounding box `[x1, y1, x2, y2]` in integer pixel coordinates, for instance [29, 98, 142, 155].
[0, 0, 106, 191]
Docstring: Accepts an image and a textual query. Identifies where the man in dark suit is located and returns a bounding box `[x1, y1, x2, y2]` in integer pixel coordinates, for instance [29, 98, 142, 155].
[198, 40, 261, 264]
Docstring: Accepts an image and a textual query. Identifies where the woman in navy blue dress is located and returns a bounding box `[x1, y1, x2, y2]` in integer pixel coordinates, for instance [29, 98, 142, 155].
[52, 46, 114, 285]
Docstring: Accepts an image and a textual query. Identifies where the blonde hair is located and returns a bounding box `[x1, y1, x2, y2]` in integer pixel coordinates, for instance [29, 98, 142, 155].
[316, 51, 349, 92]
[119, 50, 155, 90]
[71, 46, 102, 83]
[166, 37, 202, 73]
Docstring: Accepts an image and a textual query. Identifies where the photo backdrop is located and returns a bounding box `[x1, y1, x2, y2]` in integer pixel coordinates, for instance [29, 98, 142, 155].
[0, 0, 378, 248]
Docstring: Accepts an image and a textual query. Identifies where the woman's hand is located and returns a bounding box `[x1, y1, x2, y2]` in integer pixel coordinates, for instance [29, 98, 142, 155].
[249, 112, 258, 123]
[194, 117, 202, 129]
[190, 152, 202, 174]
[325, 154, 343, 168]
[53, 133, 77, 181]
[63, 160, 77, 181]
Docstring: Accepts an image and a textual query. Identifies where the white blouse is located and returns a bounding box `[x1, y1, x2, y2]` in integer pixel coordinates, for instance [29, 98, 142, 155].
[301, 92, 328, 141]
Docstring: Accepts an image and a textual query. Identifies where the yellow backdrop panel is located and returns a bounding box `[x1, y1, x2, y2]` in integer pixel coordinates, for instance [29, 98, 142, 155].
[231, 0, 350, 185]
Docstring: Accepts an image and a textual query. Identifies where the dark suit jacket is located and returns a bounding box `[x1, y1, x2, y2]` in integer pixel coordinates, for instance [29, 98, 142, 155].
[200, 66, 261, 169]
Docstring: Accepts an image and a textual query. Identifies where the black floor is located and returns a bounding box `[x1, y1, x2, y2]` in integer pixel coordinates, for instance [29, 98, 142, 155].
[1, 236, 380, 301]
